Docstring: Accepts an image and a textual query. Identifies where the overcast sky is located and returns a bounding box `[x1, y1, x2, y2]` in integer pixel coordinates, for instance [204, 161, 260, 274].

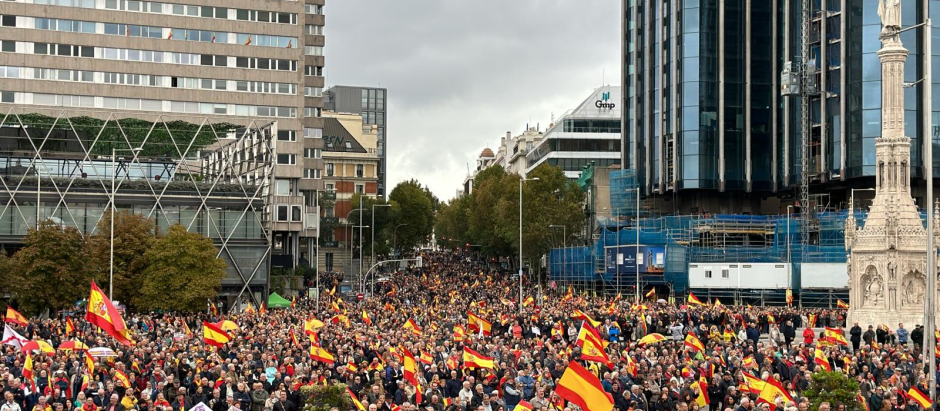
[325, 1, 621, 200]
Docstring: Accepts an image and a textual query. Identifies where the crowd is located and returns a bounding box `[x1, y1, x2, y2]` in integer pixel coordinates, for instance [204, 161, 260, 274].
[1, 251, 938, 411]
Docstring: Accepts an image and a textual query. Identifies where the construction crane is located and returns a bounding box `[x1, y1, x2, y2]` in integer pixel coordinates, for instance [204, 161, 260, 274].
[781, 0, 817, 258]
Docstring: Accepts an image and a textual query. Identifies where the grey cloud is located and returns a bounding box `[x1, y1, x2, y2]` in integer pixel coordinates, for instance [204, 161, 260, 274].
[325, 0, 620, 198]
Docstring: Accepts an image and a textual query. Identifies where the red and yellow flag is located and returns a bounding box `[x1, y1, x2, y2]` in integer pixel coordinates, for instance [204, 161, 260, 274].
[572, 309, 600, 327]
[637, 333, 667, 346]
[65, 317, 75, 335]
[289, 327, 301, 348]
[453, 324, 467, 341]
[576, 322, 612, 366]
[182, 321, 193, 337]
[402, 348, 418, 385]
[463, 347, 495, 369]
[907, 387, 933, 409]
[291, 296, 296, 309]
[403, 318, 421, 335]
[419, 350, 433, 365]
[522, 296, 535, 307]
[824, 327, 848, 345]
[347, 388, 366, 411]
[202, 321, 231, 348]
[757, 375, 793, 408]
[83, 350, 95, 375]
[310, 346, 335, 365]
[361, 310, 372, 326]
[5, 306, 28, 327]
[22, 352, 34, 390]
[114, 370, 131, 388]
[210, 302, 218, 317]
[85, 281, 134, 346]
[687, 292, 705, 306]
[814, 349, 831, 372]
[555, 360, 614, 411]
[467, 312, 492, 336]
[513, 400, 534, 411]
[304, 318, 325, 334]
[259, 302, 266, 315]
[837, 299, 849, 309]
[684, 333, 705, 352]
[645, 288, 656, 299]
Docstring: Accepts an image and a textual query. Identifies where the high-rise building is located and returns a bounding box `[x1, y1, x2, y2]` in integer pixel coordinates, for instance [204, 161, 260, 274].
[324, 86, 387, 197]
[622, 0, 937, 214]
[0, 0, 328, 272]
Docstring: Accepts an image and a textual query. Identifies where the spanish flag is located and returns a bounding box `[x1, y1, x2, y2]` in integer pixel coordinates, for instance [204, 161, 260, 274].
[576, 322, 612, 366]
[291, 296, 296, 309]
[757, 375, 793, 408]
[814, 349, 831, 371]
[714, 298, 722, 307]
[310, 346, 335, 365]
[907, 387, 933, 409]
[572, 309, 600, 327]
[202, 321, 231, 348]
[304, 318, 325, 334]
[259, 302, 266, 315]
[403, 318, 422, 335]
[244, 303, 255, 314]
[684, 333, 705, 352]
[289, 328, 301, 348]
[347, 388, 366, 411]
[808, 314, 817, 328]
[402, 348, 418, 385]
[85, 281, 133, 346]
[361, 310, 372, 326]
[645, 288, 656, 299]
[824, 327, 848, 345]
[837, 299, 849, 309]
[462, 347, 495, 369]
[743, 355, 758, 370]
[690, 379, 708, 407]
[513, 400, 534, 411]
[5, 306, 27, 327]
[555, 360, 614, 411]
[83, 350, 95, 375]
[65, 317, 74, 335]
[857, 392, 870, 411]
[419, 350, 433, 365]
[22, 353, 34, 390]
[114, 369, 131, 388]
[522, 296, 535, 307]
[210, 302, 218, 317]
[786, 289, 793, 306]
[467, 312, 492, 336]
[637, 333, 667, 346]
[453, 324, 467, 341]
[687, 292, 705, 306]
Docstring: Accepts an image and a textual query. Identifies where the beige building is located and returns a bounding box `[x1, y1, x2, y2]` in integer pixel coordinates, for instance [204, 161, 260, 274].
[317, 111, 380, 277]
[0, 0, 327, 272]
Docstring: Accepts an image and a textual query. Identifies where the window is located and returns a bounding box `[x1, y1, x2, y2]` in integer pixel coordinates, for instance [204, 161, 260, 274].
[277, 130, 296, 142]
[325, 183, 334, 191]
[325, 252, 333, 271]
[1, 15, 16, 27]
[304, 168, 321, 179]
[325, 163, 334, 177]
[304, 46, 323, 56]
[355, 184, 364, 194]
[356, 164, 364, 178]
[275, 179, 290, 195]
[303, 148, 321, 158]
[304, 87, 322, 97]
[292, 205, 302, 221]
[721, 269, 730, 278]
[303, 107, 320, 118]
[276, 154, 295, 165]
[304, 128, 322, 138]
[704, 270, 712, 279]
[276, 205, 288, 221]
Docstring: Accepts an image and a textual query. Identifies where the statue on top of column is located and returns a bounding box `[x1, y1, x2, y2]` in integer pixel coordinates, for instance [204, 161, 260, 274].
[878, 0, 902, 40]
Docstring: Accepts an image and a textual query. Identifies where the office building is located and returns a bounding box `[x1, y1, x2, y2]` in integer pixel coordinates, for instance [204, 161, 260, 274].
[622, 0, 938, 214]
[0, 0, 327, 274]
[526, 86, 622, 178]
[317, 111, 380, 277]
[324, 86, 387, 197]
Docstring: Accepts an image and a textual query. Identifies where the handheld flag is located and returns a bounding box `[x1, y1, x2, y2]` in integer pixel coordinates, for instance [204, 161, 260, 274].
[463, 347, 495, 369]
[684, 333, 705, 352]
[576, 322, 612, 366]
[757, 375, 793, 408]
[403, 318, 422, 335]
[467, 312, 492, 336]
[83, 350, 95, 375]
[361, 310, 372, 326]
[906, 387, 933, 409]
[786, 289, 793, 306]
[310, 346, 335, 365]
[402, 348, 418, 385]
[522, 296, 535, 307]
[814, 349, 831, 371]
[5, 306, 28, 327]
[837, 299, 849, 309]
[22, 352, 35, 391]
[210, 302, 218, 317]
[687, 292, 705, 306]
[114, 370, 131, 388]
[572, 309, 600, 327]
[645, 288, 655, 299]
[637, 333, 667, 346]
[347, 388, 366, 411]
[85, 281, 134, 346]
[202, 321, 232, 348]
[289, 328, 301, 348]
[513, 400, 534, 411]
[555, 360, 615, 411]
[291, 296, 296, 309]
[65, 317, 75, 335]
[259, 302, 266, 315]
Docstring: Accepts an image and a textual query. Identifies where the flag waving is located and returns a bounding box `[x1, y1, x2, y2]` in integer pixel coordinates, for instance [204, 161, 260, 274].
[85, 281, 134, 346]
[687, 292, 705, 305]
[5, 306, 27, 327]
[202, 321, 232, 348]
[555, 360, 614, 411]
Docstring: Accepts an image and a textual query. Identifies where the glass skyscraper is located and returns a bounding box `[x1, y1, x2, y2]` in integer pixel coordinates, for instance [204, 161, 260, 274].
[623, 0, 940, 214]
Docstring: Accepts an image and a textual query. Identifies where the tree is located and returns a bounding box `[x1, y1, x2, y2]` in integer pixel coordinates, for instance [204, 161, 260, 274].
[134, 224, 227, 312]
[87, 212, 155, 310]
[466, 166, 516, 257]
[351, 194, 393, 259]
[435, 195, 471, 250]
[10, 221, 93, 314]
[803, 371, 859, 411]
[388, 180, 435, 253]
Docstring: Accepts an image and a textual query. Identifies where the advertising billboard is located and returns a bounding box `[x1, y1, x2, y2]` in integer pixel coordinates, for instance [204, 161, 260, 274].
[604, 245, 666, 275]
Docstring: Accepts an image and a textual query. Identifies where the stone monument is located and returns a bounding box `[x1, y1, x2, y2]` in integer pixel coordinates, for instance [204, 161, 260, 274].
[844, 0, 940, 327]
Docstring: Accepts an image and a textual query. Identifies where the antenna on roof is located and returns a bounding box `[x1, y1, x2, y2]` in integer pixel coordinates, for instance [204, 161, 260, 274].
[602, 69, 605, 87]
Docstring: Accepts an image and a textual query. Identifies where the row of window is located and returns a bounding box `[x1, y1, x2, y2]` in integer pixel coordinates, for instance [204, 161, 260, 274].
[0, 40, 301, 73]
[0, 65, 307, 96]
[2, 91, 297, 118]
[28, 0, 309, 24]
[321, 183, 366, 195]
[25, 17, 299, 49]
[275, 205, 304, 223]
[323, 163, 366, 178]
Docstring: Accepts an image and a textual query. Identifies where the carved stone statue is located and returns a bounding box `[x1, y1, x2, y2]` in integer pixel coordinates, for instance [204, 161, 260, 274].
[888, 261, 896, 281]
[901, 272, 926, 306]
[862, 268, 884, 307]
[878, 0, 901, 34]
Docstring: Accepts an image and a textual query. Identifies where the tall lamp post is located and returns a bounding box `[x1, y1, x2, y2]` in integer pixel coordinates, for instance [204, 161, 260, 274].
[393, 223, 408, 256]
[371, 203, 391, 271]
[549, 225, 566, 285]
[921, 2, 936, 399]
[519, 177, 539, 314]
[110, 147, 142, 300]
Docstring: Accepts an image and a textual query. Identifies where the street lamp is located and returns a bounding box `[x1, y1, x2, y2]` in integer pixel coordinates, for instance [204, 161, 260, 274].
[787, 205, 793, 294]
[348, 223, 369, 293]
[110, 147, 142, 300]
[549, 225, 566, 283]
[393, 223, 408, 255]
[371, 203, 391, 270]
[519, 176, 539, 313]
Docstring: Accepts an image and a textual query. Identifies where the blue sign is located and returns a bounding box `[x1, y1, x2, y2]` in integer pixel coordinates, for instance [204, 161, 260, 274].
[604, 245, 666, 275]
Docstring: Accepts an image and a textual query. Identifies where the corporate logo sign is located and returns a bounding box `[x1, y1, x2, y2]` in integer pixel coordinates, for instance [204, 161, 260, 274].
[596, 91, 615, 110]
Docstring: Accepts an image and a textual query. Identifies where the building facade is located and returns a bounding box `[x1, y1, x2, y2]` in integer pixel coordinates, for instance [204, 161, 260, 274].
[526, 86, 622, 179]
[622, 0, 940, 214]
[0, 0, 328, 273]
[317, 112, 380, 278]
[324, 86, 387, 197]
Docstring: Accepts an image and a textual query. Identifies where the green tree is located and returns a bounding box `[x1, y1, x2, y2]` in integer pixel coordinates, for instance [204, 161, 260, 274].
[134, 224, 227, 312]
[466, 165, 516, 257]
[388, 180, 435, 253]
[803, 371, 859, 411]
[351, 194, 393, 259]
[10, 221, 93, 314]
[435, 195, 471, 250]
[87, 212, 155, 310]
